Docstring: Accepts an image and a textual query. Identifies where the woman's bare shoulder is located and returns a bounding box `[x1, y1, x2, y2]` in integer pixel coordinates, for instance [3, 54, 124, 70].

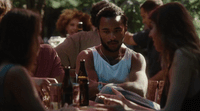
[6, 65, 30, 80]
[175, 48, 199, 62]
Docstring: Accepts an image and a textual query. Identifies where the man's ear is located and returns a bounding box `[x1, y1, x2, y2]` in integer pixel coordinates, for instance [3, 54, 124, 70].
[97, 29, 100, 36]
[125, 26, 127, 32]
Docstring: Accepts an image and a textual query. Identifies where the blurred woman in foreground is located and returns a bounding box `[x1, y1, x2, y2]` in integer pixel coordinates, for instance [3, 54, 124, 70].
[0, 0, 12, 21]
[97, 2, 200, 111]
[0, 8, 76, 111]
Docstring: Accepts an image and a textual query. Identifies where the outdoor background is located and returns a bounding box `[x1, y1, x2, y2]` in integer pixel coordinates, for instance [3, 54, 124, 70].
[12, 0, 200, 39]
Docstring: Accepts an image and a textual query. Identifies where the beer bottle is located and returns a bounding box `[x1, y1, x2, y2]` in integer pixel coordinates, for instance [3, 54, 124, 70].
[78, 22, 83, 32]
[61, 66, 73, 106]
[78, 59, 89, 106]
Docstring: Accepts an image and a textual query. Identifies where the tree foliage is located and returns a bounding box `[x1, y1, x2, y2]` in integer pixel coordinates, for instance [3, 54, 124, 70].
[12, 0, 200, 38]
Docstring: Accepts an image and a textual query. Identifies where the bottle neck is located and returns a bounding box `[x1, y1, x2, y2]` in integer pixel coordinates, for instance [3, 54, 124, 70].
[62, 66, 72, 89]
[78, 61, 87, 76]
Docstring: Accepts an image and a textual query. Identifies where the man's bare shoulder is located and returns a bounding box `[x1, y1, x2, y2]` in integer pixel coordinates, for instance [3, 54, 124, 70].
[124, 48, 143, 60]
[126, 48, 146, 65]
[78, 46, 98, 59]
[79, 48, 93, 56]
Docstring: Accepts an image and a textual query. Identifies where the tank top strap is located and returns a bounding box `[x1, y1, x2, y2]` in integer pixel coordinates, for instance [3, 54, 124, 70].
[0, 64, 15, 104]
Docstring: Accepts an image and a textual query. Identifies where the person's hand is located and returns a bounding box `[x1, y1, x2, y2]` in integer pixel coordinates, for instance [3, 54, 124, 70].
[97, 88, 126, 105]
[89, 79, 107, 90]
[123, 31, 134, 45]
[95, 88, 129, 111]
[89, 79, 98, 87]
[32, 77, 51, 108]
[61, 103, 79, 111]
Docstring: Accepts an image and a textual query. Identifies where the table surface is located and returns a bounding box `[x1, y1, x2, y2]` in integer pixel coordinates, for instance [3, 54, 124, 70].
[77, 100, 108, 111]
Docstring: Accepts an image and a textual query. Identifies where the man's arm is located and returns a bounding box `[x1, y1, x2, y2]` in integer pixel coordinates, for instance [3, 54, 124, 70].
[75, 49, 99, 100]
[51, 51, 65, 82]
[124, 30, 150, 48]
[55, 36, 77, 69]
[123, 32, 137, 46]
[118, 52, 148, 97]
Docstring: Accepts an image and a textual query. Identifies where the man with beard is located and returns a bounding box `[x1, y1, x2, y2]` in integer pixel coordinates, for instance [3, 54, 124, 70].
[75, 4, 148, 100]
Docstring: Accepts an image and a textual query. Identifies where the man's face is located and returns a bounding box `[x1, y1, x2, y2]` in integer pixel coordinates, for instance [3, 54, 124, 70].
[140, 8, 151, 27]
[98, 16, 127, 52]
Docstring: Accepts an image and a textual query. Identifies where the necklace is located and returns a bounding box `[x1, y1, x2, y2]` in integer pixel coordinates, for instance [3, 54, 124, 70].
[99, 47, 123, 64]
[100, 48, 110, 64]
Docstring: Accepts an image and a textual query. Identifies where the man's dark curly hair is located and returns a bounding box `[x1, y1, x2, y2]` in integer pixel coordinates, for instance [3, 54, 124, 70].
[95, 5, 128, 29]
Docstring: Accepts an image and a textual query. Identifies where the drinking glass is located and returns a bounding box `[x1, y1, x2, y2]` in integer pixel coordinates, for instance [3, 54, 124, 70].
[50, 83, 62, 110]
[72, 83, 80, 106]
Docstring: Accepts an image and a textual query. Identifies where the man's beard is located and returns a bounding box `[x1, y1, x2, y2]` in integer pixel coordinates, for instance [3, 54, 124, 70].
[100, 37, 121, 52]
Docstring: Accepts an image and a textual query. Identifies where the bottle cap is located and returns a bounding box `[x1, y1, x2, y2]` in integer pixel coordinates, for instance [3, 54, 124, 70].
[64, 66, 71, 69]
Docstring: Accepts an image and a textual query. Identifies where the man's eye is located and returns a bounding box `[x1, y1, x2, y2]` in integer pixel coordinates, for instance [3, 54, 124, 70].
[103, 31, 109, 34]
[70, 24, 74, 26]
[115, 30, 122, 33]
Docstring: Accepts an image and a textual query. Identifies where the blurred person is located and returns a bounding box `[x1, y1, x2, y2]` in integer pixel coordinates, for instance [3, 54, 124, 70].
[30, 13, 64, 83]
[56, 8, 92, 37]
[0, 0, 11, 21]
[0, 8, 77, 111]
[32, 44, 65, 82]
[124, 0, 163, 80]
[55, 1, 110, 71]
[97, 2, 200, 111]
[49, 8, 93, 47]
[75, 5, 148, 101]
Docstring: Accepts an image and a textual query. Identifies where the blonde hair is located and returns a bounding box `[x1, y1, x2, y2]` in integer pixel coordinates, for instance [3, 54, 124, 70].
[0, 0, 12, 21]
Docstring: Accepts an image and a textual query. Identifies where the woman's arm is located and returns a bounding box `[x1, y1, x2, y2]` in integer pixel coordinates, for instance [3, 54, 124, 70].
[97, 88, 154, 110]
[8, 66, 46, 111]
[163, 49, 194, 111]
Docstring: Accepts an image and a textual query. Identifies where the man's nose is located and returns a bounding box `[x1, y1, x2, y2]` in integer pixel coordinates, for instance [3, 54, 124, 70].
[109, 32, 116, 40]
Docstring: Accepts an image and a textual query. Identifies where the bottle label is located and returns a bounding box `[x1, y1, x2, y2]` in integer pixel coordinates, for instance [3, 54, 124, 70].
[78, 76, 88, 79]
[79, 83, 89, 106]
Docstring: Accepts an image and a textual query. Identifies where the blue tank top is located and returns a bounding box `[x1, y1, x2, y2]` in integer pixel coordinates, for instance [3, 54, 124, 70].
[89, 47, 133, 90]
[0, 64, 15, 104]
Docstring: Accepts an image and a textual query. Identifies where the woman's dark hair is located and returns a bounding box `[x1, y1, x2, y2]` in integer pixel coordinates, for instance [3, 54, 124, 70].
[0, 8, 41, 69]
[149, 2, 200, 93]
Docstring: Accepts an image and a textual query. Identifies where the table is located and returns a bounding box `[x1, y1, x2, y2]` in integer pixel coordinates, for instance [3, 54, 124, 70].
[32, 77, 109, 110]
[77, 101, 108, 111]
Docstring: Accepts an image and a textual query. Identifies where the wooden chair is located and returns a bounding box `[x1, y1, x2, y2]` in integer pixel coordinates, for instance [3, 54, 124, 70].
[146, 80, 164, 104]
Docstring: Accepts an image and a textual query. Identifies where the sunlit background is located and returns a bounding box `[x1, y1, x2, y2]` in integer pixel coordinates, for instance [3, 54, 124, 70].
[12, 0, 200, 39]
